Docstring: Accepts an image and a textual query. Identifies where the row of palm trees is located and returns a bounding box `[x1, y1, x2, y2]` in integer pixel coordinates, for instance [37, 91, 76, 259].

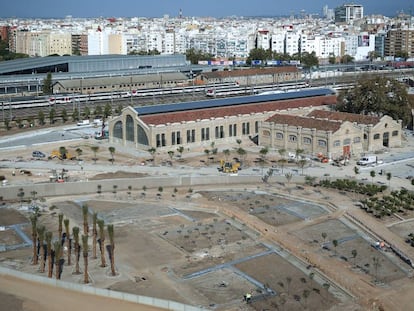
[29, 204, 116, 284]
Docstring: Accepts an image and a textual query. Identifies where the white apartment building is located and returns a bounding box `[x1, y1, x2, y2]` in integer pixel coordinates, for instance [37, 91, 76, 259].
[164, 29, 176, 54]
[310, 35, 344, 59]
[285, 32, 300, 55]
[256, 30, 271, 50]
[271, 32, 285, 54]
[344, 33, 376, 61]
[87, 28, 110, 55]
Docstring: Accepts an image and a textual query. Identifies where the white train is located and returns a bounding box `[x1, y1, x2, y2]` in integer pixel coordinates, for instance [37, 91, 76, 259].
[1, 82, 237, 110]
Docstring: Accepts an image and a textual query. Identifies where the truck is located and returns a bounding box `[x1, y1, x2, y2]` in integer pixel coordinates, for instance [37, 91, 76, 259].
[357, 155, 382, 166]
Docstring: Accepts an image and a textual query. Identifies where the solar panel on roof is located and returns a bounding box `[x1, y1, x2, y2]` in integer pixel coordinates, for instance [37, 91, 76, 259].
[134, 88, 335, 116]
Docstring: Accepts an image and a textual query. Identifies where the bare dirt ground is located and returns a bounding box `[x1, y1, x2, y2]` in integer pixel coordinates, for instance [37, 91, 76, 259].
[2, 138, 414, 310]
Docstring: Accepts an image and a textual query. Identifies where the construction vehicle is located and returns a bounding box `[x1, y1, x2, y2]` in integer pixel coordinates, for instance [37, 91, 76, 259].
[218, 159, 241, 174]
[49, 150, 76, 160]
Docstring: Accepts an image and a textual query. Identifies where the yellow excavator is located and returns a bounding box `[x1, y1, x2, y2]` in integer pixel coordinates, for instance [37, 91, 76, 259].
[49, 150, 76, 160]
[218, 160, 241, 174]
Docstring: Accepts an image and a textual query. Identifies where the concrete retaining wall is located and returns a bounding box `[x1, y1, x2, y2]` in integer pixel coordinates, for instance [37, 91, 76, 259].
[0, 266, 206, 311]
[0, 175, 306, 201]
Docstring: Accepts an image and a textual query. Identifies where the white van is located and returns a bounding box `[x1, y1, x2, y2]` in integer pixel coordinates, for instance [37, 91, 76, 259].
[357, 155, 379, 166]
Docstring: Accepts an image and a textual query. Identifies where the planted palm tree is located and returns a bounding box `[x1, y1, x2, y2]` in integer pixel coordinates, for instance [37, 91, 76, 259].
[297, 159, 307, 175]
[351, 249, 358, 267]
[107, 224, 116, 276]
[58, 213, 64, 240]
[64, 219, 71, 266]
[302, 289, 310, 308]
[82, 235, 89, 283]
[97, 184, 102, 197]
[72, 226, 81, 275]
[148, 147, 156, 164]
[370, 170, 376, 184]
[75, 148, 83, 160]
[285, 172, 293, 187]
[54, 241, 62, 279]
[332, 239, 338, 256]
[108, 146, 115, 164]
[45, 231, 53, 278]
[127, 185, 132, 199]
[82, 204, 89, 235]
[167, 150, 174, 163]
[112, 185, 118, 198]
[30, 215, 38, 265]
[92, 212, 98, 259]
[176, 146, 184, 157]
[90, 145, 99, 164]
[97, 219, 106, 267]
[37, 225, 46, 272]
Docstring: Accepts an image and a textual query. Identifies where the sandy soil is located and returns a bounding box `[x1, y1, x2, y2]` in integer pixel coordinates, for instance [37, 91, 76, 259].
[2, 135, 414, 311]
[0, 274, 165, 311]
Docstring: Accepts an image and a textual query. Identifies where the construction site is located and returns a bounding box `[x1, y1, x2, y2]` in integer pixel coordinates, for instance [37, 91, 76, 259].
[1, 127, 414, 310]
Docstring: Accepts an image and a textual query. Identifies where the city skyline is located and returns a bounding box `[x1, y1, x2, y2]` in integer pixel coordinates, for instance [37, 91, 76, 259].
[1, 0, 411, 19]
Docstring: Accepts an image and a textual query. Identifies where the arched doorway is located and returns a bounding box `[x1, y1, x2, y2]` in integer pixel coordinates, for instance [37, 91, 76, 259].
[383, 132, 389, 147]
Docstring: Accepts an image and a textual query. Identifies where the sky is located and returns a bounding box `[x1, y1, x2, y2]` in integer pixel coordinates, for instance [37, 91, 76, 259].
[0, 0, 411, 19]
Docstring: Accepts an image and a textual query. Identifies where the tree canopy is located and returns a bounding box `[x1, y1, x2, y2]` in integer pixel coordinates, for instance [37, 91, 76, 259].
[42, 72, 53, 95]
[185, 48, 214, 64]
[246, 48, 318, 68]
[336, 75, 412, 127]
[0, 39, 29, 61]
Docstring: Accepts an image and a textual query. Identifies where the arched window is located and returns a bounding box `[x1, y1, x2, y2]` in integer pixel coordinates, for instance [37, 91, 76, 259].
[113, 121, 123, 139]
[333, 140, 340, 147]
[373, 133, 380, 140]
[343, 138, 351, 145]
[126, 115, 134, 142]
[137, 124, 149, 145]
[276, 132, 283, 140]
[318, 140, 326, 147]
[289, 135, 297, 142]
[303, 137, 312, 144]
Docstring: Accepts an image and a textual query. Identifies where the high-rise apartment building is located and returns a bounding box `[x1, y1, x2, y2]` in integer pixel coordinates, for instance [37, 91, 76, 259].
[385, 28, 414, 58]
[335, 4, 364, 24]
[0, 26, 9, 42]
[72, 34, 88, 56]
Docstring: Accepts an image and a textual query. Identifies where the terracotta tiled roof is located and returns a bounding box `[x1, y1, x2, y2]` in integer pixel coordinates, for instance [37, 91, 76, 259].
[201, 66, 298, 79]
[140, 95, 336, 126]
[307, 110, 380, 125]
[265, 113, 342, 132]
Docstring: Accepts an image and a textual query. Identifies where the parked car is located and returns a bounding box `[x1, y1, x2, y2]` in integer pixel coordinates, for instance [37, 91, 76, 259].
[32, 151, 46, 158]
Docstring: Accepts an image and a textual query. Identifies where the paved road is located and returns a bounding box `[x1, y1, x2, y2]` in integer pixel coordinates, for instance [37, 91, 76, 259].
[1, 125, 414, 191]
